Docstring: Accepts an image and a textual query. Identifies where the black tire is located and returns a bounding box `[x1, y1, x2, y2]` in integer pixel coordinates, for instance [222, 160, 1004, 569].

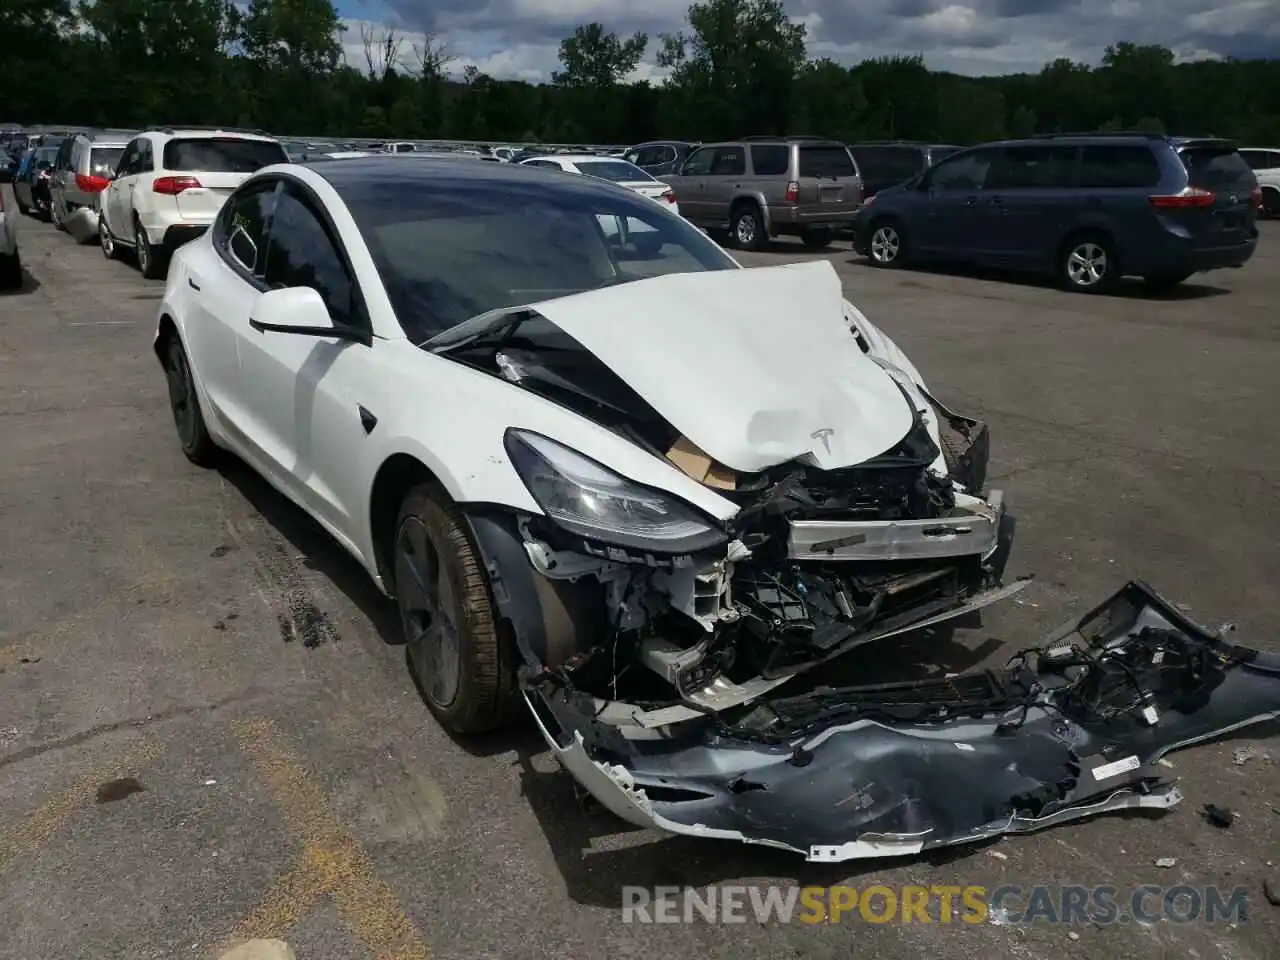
[729, 202, 767, 251]
[395, 484, 514, 733]
[1142, 271, 1193, 293]
[866, 218, 908, 268]
[1058, 231, 1118, 294]
[50, 197, 65, 231]
[1261, 188, 1280, 219]
[0, 251, 21, 291]
[163, 334, 218, 466]
[801, 228, 834, 250]
[100, 215, 121, 260]
[135, 219, 166, 280]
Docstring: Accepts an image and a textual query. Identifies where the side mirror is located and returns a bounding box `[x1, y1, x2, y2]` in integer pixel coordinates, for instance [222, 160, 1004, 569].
[249, 287, 370, 345]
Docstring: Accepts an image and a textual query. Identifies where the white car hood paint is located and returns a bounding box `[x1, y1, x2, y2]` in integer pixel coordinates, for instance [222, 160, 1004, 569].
[528, 260, 916, 473]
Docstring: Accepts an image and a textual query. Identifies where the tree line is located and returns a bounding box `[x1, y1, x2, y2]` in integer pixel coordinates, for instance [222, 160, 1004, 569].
[4, 0, 1279, 147]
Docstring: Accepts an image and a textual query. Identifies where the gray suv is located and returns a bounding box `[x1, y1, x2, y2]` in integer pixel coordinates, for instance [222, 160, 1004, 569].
[50, 129, 133, 244]
[662, 137, 864, 250]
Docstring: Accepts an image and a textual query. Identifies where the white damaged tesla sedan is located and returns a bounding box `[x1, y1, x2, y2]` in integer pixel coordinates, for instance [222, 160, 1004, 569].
[156, 157, 1280, 862]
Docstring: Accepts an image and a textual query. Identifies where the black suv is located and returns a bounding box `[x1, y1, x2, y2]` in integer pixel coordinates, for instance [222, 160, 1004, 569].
[848, 141, 961, 198]
[851, 133, 1260, 292]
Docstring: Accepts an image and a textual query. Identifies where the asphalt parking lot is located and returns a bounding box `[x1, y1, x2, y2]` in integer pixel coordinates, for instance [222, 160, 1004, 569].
[2, 193, 1277, 959]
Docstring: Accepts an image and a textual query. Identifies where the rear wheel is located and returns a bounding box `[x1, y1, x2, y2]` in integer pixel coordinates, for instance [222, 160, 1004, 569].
[1059, 232, 1118, 293]
[100, 216, 121, 260]
[15, 194, 30, 216]
[135, 219, 165, 279]
[801, 228, 834, 250]
[163, 334, 217, 466]
[0, 251, 21, 290]
[395, 485, 513, 733]
[729, 202, 767, 251]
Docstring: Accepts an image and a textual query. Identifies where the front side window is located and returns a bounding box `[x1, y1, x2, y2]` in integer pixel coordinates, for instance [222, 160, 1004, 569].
[215, 182, 277, 275]
[117, 141, 141, 177]
[680, 147, 714, 176]
[928, 148, 996, 191]
[164, 137, 288, 173]
[137, 140, 154, 173]
[263, 188, 357, 325]
[338, 177, 739, 343]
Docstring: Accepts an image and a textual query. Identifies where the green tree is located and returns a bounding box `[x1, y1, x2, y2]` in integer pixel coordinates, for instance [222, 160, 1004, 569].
[553, 23, 647, 142]
[658, 0, 806, 137]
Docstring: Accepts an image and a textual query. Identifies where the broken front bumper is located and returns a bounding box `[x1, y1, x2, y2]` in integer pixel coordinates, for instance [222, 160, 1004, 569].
[526, 581, 1280, 861]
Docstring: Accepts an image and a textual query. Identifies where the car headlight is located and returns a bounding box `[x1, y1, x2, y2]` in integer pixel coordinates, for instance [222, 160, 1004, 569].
[504, 429, 728, 554]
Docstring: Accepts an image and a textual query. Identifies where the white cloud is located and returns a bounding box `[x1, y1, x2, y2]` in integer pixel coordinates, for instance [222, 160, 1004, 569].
[343, 1, 1279, 83]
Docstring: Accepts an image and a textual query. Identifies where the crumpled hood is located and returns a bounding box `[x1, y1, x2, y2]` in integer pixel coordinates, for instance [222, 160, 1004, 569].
[528, 260, 915, 473]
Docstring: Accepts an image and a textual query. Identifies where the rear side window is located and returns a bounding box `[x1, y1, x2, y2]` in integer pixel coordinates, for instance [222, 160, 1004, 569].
[1078, 145, 1161, 188]
[90, 147, 123, 177]
[1179, 147, 1254, 189]
[709, 146, 745, 176]
[799, 145, 855, 178]
[750, 144, 790, 176]
[215, 183, 277, 274]
[164, 137, 288, 173]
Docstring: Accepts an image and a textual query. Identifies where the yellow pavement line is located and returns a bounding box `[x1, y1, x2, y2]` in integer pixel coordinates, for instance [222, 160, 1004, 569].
[0, 738, 162, 870]
[230, 719, 429, 960]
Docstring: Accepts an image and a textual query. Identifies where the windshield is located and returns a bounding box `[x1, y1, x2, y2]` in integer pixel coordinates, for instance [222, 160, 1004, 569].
[343, 177, 737, 342]
[163, 137, 288, 173]
[574, 160, 655, 183]
[1179, 146, 1255, 189]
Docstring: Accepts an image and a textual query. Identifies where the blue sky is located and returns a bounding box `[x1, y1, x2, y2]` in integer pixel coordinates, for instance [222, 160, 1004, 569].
[331, 0, 1280, 83]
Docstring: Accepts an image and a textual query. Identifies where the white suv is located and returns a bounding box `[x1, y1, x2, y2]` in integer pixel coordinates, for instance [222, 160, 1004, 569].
[100, 127, 289, 277]
[1239, 147, 1280, 218]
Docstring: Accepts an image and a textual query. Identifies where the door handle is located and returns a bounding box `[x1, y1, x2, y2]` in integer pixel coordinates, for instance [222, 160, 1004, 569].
[187, 277, 201, 291]
[964, 196, 978, 206]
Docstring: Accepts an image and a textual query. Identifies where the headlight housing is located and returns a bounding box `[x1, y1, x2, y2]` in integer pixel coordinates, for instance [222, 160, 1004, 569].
[505, 429, 728, 554]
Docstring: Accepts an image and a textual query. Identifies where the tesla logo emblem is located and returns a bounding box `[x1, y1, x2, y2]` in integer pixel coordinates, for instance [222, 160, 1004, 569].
[811, 428, 835, 453]
[1229, 194, 1238, 205]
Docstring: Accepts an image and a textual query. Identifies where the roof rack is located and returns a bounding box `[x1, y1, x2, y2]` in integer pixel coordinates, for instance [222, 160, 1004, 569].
[151, 125, 272, 136]
[739, 134, 839, 142]
[1041, 130, 1167, 139]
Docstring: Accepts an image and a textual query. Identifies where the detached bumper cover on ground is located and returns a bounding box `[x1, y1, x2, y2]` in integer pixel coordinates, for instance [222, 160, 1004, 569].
[526, 581, 1280, 861]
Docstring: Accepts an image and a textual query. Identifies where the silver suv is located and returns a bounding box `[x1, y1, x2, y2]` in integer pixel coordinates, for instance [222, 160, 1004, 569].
[662, 137, 864, 249]
[50, 129, 133, 243]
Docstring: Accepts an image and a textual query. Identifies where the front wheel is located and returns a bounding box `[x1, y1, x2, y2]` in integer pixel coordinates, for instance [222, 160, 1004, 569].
[395, 485, 513, 733]
[867, 220, 908, 267]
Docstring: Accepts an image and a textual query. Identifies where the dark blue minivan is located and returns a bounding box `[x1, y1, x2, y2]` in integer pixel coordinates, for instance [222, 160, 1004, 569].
[851, 133, 1260, 292]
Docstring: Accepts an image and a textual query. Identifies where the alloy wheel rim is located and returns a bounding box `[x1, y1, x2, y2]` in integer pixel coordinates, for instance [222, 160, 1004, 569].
[871, 226, 900, 262]
[396, 518, 462, 708]
[100, 221, 112, 255]
[136, 228, 149, 271]
[736, 214, 756, 245]
[1067, 243, 1107, 286]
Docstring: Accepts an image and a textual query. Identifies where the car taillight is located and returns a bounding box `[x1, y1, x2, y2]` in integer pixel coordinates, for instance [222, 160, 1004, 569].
[785, 180, 799, 203]
[660, 188, 676, 203]
[1148, 186, 1214, 209]
[75, 173, 110, 192]
[152, 175, 202, 195]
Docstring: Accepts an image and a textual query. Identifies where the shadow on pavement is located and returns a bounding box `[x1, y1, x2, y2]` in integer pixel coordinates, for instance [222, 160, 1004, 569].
[0, 266, 41, 296]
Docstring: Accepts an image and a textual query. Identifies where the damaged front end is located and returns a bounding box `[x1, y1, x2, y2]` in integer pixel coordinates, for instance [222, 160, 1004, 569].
[520, 581, 1280, 860]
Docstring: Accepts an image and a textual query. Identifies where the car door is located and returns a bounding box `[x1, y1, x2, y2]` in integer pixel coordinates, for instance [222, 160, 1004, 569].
[184, 179, 280, 435]
[912, 147, 998, 259]
[664, 146, 714, 221]
[703, 145, 747, 224]
[51, 137, 75, 212]
[103, 139, 139, 237]
[979, 144, 1078, 267]
[236, 182, 372, 539]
